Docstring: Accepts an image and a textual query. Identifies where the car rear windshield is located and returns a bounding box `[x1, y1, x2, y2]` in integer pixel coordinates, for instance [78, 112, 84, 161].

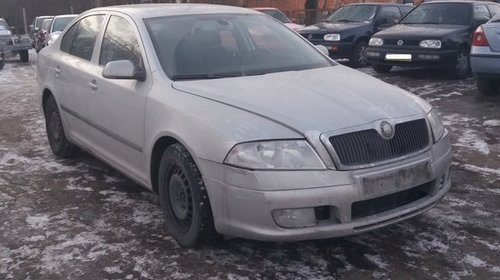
[145, 14, 333, 81]
[400, 3, 471, 25]
[324, 5, 377, 23]
[52, 17, 76, 32]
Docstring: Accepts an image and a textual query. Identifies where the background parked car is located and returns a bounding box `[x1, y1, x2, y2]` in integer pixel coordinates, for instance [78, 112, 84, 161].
[297, 3, 412, 68]
[471, 13, 500, 95]
[0, 18, 32, 65]
[30, 16, 53, 49]
[35, 18, 53, 52]
[366, 1, 500, 78]
[254, 7, 305, 30]
[45, 14, 77, 46]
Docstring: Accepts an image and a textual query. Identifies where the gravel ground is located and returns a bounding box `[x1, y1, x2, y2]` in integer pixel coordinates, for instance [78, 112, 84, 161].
[0, 51, 499, 280]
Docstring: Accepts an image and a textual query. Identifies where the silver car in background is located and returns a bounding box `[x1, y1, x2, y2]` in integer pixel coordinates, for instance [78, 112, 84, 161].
[37, 4, 452, 247]
[471, 13, 500, 95]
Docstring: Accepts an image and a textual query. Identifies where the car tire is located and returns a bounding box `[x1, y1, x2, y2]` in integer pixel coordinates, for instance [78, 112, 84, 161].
[477, 78, 499, 95]
[19, 50, 29, 62]
[372, 64, 393, 74]
[350, 42, 369, 68]
[451, 48, 470, 79]
[44, 95, 79, 158]
[158, 143, 218, 248]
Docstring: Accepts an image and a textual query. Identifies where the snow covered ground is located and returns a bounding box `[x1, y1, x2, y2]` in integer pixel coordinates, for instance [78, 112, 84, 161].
[0, 52, 499, 279]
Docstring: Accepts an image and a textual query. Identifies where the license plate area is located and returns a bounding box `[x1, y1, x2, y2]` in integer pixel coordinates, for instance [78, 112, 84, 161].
[362, 163, 431, 197]
[385, 54, 412, 61]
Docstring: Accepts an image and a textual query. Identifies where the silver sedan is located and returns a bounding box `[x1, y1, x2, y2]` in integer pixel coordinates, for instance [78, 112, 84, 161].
[37, 4, 452, 247]
[471, 13, 500, 95]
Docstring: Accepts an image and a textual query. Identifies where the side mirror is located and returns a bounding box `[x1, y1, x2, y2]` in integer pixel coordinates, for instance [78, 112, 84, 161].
[102, 60, 146, 82]
[315, 45, 329, 56]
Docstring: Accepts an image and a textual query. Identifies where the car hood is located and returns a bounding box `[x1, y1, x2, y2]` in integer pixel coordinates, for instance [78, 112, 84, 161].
[374, 24, 469, 39]
[298, 21, 370, 34]
[172, 66, 428, 135]
[284, 23, 305, 30]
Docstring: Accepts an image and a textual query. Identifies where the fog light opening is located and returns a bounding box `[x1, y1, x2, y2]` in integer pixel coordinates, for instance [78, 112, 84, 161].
[314, 206, 330, 221]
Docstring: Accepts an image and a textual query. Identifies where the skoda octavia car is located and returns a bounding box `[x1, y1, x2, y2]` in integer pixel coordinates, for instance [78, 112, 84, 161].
[37, 4, 452, 247]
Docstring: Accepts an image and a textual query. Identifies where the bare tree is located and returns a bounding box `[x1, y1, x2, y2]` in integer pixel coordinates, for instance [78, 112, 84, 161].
[305, 0, 319, 25]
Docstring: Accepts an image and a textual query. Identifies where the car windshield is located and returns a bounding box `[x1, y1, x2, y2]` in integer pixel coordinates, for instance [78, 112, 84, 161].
[0, 20, 8, 29]
[52, 16, 76, 32]
[324, 5, 377, 23]
[260, 9, 292, 23]
[145, 14, 333, 81]
[400, 3, 471, 25]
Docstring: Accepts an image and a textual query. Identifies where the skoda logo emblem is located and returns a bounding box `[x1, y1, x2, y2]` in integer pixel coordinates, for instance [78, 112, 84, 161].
[380, 121, 395, 139]
[397, 40, 404, 46]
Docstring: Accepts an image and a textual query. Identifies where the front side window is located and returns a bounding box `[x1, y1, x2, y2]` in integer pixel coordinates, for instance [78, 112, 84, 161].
[401, 3, 472, 25]
[145, 14, 333, 80]
[325, 5, 377, 23]
[68, 15, 105, 61]
[99, 15, 143, 69]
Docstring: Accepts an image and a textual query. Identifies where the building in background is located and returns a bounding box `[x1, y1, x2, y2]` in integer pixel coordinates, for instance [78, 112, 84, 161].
[0, 0, 402, 34]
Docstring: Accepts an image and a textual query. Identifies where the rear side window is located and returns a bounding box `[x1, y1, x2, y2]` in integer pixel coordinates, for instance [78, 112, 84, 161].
[474, 5, 491, 22]
[487, 5, 500, 17]
[61, 15, 105, 61]
[378, 6, 402, 24]
[99, 15, 143, 69]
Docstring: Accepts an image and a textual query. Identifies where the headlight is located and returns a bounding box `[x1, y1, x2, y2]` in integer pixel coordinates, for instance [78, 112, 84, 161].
[324, 34, 340, 41]
[369, 37, 384, 47]
[224, 140, 326, 170]
[420, 40, 441, 49]
[427, 109, 445, 142]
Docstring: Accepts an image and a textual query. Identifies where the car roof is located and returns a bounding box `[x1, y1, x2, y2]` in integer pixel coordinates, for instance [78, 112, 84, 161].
[422, 0, 493, 4]
[85, 4, 260, 19]
[254, 7, 280, 11]
[344, 2, 409, 6]
[53, 14, 77, 19]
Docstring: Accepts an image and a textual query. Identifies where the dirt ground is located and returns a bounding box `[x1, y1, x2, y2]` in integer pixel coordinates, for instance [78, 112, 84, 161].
[0, 51, 499, 280]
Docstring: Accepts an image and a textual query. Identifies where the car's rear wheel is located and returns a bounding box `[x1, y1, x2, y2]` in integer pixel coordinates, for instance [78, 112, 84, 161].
[451, 48, 470, 79]
[158, 143, 218, 248]
[350, 42, 369, 68]
[44, 95, 79, 158]
[19, 50, 29, 62]
[372, 64, 393, 74]
[477, 78, 499, 95]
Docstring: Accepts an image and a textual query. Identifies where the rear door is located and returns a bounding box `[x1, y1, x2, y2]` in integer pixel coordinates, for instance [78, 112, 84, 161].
[55, 14, 106, 148]
[86, 14, 151, 182]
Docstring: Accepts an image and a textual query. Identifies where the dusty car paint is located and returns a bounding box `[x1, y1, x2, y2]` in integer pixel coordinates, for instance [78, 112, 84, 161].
[37, 4, 452, 243]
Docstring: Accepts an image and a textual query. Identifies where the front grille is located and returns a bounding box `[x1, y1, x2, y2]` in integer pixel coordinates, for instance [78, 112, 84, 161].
[329, 119, 429, 167]
[299, 33, 324, 40]
[351, 181, 433, 220]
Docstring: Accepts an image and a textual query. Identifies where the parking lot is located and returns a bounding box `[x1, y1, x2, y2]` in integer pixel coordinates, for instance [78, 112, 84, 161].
[0, 51, 499, 279]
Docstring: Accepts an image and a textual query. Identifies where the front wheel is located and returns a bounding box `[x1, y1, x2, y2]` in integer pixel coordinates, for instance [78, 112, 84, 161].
[350, 42, 369, 68]
[19, 50, 29, 62]
[158, 143, 218, 248]
[477, 78, 499, 95]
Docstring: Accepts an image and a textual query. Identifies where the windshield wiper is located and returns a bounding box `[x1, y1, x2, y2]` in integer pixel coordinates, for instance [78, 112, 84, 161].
[172, 72, 242, 81]
[335, 19, 360, 23]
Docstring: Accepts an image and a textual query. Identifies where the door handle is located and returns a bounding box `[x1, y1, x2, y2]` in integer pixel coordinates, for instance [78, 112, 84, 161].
[89, 79, 98, 91]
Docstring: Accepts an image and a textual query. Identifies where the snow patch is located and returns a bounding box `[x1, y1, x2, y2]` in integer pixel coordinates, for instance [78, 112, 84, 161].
[463, 255, 487, 268]
[483, 120, 500, 127]
[455, 129, 490, 155]
[104, 266, 123, 274]
[26, 214, 50, 229]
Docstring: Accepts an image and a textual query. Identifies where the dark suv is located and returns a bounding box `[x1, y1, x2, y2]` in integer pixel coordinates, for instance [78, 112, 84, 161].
[366, 1, 500, 78]
[297, 3, 412, 67]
